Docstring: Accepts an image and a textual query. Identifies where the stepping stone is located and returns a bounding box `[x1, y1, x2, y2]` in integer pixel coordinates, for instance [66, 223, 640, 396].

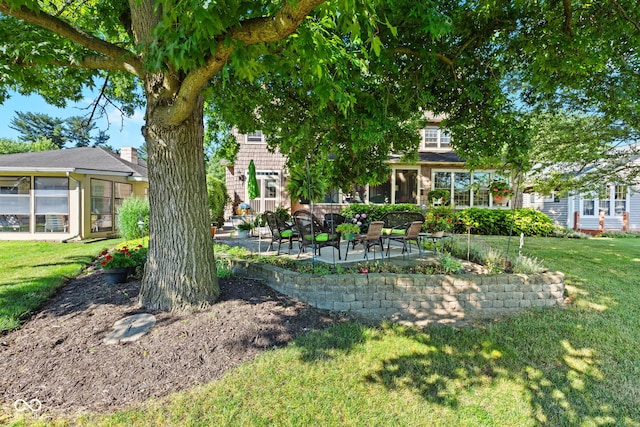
[104, 313, 156, 345]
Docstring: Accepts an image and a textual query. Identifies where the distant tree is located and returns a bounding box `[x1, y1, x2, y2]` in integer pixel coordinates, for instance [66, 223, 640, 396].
[9, 112, 65, 147]
[526, 113, 640, 195]
[64, 116, 94, 147]
[0, 136, 58, 154]
[136, 142, 148, 162]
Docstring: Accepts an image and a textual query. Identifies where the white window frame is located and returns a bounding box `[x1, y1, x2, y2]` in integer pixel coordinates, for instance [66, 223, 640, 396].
[421, 126, 451, 150]
[246, 171, 280, 211]
[246, 131, 265, 144]
[581, 185, 628, 217]
[432, 170, 508, 208]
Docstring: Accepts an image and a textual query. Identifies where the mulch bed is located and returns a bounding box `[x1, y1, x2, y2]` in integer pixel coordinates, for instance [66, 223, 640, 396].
[0, 272, 345, 416]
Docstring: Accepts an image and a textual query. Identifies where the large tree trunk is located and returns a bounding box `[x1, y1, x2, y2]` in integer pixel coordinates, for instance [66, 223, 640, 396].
[139, 94, 219, 312]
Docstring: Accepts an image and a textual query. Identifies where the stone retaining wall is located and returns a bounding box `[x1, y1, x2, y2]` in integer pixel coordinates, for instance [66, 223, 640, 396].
[230, 260, 565, 326]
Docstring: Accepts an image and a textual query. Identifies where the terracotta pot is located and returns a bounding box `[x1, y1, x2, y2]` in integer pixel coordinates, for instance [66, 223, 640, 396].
[211, 226, 217, 238]
[432, 231, 445, 238]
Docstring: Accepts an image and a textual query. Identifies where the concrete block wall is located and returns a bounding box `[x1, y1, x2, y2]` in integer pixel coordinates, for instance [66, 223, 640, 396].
[230, 260, 565, 325]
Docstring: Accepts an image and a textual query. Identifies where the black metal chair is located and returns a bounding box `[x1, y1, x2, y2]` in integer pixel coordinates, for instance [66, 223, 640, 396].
[323, 213, 346, 233]
[264, 211, 298, 255]
[292, 210, 341, 260]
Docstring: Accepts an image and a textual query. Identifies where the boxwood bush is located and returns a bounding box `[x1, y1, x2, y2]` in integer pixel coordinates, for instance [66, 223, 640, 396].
[340, 203, 422, 221]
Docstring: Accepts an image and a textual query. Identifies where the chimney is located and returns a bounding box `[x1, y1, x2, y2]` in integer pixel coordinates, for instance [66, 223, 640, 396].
[120, 147, 138, 165]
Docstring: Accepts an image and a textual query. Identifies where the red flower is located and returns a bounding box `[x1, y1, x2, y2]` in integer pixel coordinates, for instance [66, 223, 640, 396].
[100, 250, 108, 256]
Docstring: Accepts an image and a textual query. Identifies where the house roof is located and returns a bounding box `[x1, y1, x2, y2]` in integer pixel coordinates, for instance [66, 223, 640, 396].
[0, 147, 148, 181]
[389, 151, 465, 164]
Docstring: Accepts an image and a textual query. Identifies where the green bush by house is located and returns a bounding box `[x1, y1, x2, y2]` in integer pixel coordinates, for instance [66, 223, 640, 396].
[117, 197, 150, 240]
[456, 207, 553, 236]
[207, 177, 230, 225]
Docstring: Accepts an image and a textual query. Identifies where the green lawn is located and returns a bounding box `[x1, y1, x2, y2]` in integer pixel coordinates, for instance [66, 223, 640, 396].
[0, 240, 120, 332]
[5, 236, 640, 426]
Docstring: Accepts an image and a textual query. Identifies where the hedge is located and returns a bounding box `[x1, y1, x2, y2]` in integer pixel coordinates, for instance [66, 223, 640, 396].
[455, 207, 554, 236]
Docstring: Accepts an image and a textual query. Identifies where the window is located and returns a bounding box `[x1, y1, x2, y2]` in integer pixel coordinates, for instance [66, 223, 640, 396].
[0, 176, 30, 232]
[453, 172, 471, 207]
[583, 200, 595, 216]
[433, 170, 506, 208]
[35, 177, 69, 233]
[582, 184, 627, 216]
[614, 185, 627, 215]
[473, 172, 490, 207]
[114, 182, 132, 231]
[421, 126, 451, 149]
[395, 169, 418, 204]
[246, 131, 264, 144]
[369, 180, 391, 204]
[91, 179, 113, 232]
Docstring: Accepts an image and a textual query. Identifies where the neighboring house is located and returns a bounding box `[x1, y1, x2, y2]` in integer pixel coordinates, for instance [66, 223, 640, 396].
[225, 118, 514, 217]
[0, 146, 148, 241]
[523, 185, 639, 233]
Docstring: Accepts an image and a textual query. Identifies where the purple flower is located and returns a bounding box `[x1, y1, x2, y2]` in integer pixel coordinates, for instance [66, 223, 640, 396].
[361, 214, 367, 219]
[355, 214, 360, 219]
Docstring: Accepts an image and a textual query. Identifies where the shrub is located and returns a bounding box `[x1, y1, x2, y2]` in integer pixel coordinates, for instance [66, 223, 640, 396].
[510, 254, 545, 274]
[453, 208, 553, 236]
[117, 197, 150, 240]
[340, 203, 422, 221]
[207, 177, 230, 225]
[600, 231, 640, 238]
[437, 253, 463, 274]
[551, 225, 591, 239]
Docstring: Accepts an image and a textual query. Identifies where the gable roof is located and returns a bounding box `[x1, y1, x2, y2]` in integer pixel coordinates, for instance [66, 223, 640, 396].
[0, 147, 147, 181]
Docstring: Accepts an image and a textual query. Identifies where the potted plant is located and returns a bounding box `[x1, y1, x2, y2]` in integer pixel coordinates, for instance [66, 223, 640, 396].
[97, 245, 147, 284]
[336, 223, 360, 241]
[489, 180, 513, 205]
[236, 219, 254, 238]
[425, 207, 454, 237]
[428, 189, 450, 205]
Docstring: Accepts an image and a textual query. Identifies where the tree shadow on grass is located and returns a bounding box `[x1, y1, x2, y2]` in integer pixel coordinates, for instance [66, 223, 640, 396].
[360, 320, 630, 426]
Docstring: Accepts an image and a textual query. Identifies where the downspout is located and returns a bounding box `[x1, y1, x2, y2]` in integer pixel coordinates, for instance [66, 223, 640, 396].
[62, 172, 82, 242]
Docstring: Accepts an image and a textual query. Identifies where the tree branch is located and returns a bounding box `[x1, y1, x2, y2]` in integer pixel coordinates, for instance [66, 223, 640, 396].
[0, 2, 143, 76]
[562, 0, 573, 36]
[610, 0, 640, 33]
[167, 0, 327, 125]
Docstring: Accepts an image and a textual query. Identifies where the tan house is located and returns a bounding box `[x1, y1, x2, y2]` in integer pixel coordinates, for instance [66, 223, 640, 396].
[0, 146, 148, 241]
[226, 119, 513, 217]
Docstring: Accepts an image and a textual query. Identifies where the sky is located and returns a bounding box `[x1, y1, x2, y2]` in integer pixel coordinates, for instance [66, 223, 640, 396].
[0, 90, 146, 150]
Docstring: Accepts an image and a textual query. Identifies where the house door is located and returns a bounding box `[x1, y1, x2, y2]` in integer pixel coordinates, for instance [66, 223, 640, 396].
[393, 169, 418, 204]
[249, 172, 279, 213]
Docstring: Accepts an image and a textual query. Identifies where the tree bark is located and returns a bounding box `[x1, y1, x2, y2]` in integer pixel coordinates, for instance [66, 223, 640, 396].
[139, 92, 219, 312]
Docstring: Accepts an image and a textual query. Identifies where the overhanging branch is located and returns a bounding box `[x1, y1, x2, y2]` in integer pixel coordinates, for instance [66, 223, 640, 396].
[167, 0, 327, 125]
[0, 2, 143, 76]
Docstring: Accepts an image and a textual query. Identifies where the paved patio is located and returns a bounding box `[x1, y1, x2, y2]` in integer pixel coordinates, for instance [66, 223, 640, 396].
[214, 224, 434, 264]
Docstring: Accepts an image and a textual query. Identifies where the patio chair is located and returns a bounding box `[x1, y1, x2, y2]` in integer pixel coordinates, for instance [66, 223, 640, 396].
[292, 210, 341, 260]
[345, 221, 384, 261]
[264, 211, 299, 255]
[44, 215, 68, 232]
[323, 213, 346, 233]
[386, 221, 424, 258]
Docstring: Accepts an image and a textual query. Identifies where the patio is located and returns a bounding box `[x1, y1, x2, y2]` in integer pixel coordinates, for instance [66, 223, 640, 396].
[214, 222, 429, 264]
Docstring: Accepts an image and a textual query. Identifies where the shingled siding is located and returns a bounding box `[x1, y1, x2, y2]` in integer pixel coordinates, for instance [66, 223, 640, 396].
[226, 132, 288, 217]
[230, 260, 565, 325]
